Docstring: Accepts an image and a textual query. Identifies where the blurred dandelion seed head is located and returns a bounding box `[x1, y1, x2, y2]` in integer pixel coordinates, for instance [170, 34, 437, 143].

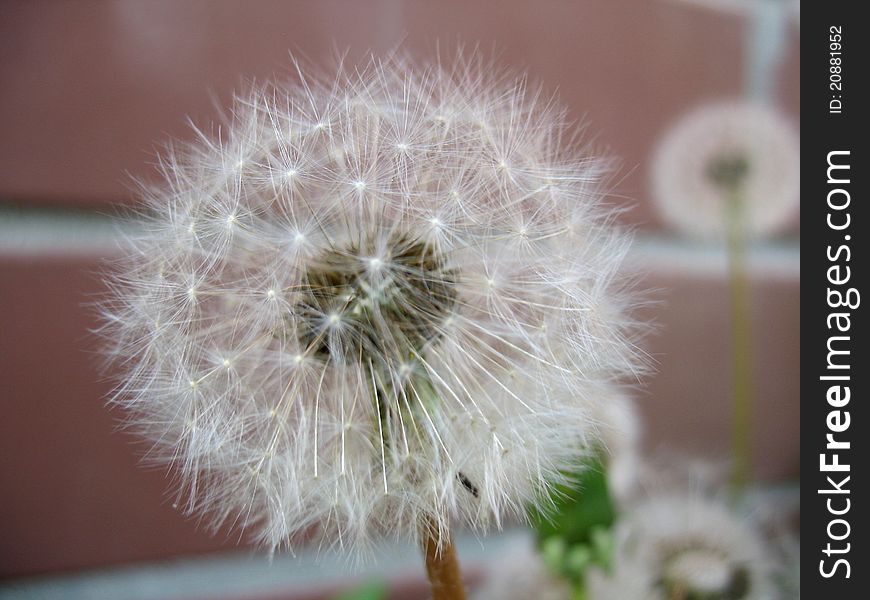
[100, 53, 643, 556]
[590, 494, 773, 600]
[652, 101, 799, 239]
[662, 547, 749, 598]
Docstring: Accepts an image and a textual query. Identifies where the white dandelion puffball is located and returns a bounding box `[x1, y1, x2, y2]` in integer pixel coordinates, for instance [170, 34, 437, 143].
[102, 55, 642, 555]
[589, 494, 774, 600]
[651, 101, 799, 239]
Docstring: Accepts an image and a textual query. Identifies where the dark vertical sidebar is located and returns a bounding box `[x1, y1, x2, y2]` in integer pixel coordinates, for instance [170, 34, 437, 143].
[804, 4, 867, 597]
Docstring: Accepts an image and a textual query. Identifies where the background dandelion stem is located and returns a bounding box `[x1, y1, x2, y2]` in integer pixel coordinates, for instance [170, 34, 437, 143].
[727, 189, 753, 493]
[421, 514, 466, 600]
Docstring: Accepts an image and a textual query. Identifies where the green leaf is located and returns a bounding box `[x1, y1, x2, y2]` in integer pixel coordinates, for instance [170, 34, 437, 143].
[332, 580, 388, 600]
[531, 452, 616, 547]
[565, 544, 593, 575]
[589, 525, 615, 569]
[571, 585, 589, 600]
[540, 535, 568, 572]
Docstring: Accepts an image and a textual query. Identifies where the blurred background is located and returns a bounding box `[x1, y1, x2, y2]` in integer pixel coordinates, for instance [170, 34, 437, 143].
[1, 1, 798, 598]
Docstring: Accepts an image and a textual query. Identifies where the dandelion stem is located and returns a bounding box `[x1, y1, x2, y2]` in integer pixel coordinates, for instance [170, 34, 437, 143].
[421, 514, 466, 600]
[726, 189, 752, 494]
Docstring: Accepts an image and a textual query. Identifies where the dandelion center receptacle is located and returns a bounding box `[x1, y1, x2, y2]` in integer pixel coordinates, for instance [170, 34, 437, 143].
[295, 233, 457, 367]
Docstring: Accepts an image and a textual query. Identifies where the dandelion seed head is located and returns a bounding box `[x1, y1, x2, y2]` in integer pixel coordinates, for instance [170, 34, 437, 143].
[101, 54, 643, 556]
[589, 494, 774, 600]
[651, 101, 799, 239]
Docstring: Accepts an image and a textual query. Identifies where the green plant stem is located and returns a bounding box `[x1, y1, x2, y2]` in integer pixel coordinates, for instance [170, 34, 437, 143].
[726, 191, 753, 494]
